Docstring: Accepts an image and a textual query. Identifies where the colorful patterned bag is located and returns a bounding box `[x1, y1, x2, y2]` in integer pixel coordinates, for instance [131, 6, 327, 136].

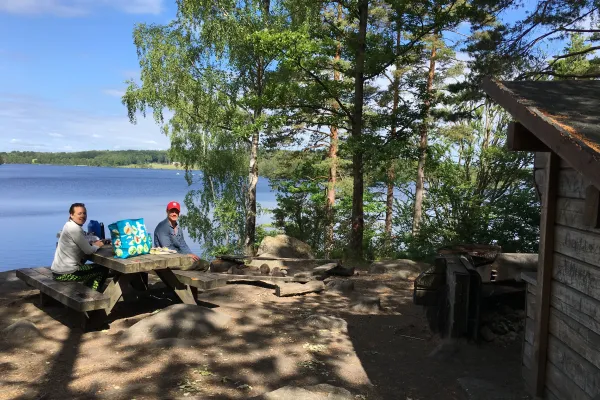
[108, 219, 152, 259]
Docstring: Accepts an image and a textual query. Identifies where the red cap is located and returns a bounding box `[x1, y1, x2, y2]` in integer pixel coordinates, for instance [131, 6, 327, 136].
[166, 201, 181, 212]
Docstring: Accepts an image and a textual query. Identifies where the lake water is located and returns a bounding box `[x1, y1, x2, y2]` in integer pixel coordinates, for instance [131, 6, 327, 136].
[0, 164, 277, 272]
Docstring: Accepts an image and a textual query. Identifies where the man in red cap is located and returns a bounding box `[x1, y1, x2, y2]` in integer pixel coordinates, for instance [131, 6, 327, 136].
[153, 201, 202, 268]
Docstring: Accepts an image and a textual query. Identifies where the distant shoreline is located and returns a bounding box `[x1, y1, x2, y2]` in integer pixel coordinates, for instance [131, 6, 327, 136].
[2, 162, 185, 170]
[117, 163, 184, 170]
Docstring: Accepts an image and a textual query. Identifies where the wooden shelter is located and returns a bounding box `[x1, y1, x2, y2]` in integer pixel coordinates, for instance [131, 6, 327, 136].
[482, 78, 600, 400]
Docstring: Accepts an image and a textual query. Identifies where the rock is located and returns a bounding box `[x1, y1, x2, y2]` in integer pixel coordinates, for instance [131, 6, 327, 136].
[276, 281, 325, 297]
[252, 384, 354, 400]
[257, 235, 315, 259]
[457, 377, 525, 400]
[326, 280, 355, 294]
[330, 265, 355, 277]
[1, 320, 41, 343]
[350, 296, 382, 313]
[303, 315, 348, 332]
[312, 263, 339, 278]
[210, 259, 238, 273]
[260, 264, 270, 275]
[368, 259, 431, 279]
[480, 326, 496, 342]
[228, 265, 260, 275]
[271, 267, 286, 277]
[121, 304, 231, 345]
[488, 317, 510, 335]
[294, 272, 312, 280]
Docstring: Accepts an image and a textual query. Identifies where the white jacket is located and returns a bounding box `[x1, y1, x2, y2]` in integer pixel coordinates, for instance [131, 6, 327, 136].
[51, 220, 99, 274]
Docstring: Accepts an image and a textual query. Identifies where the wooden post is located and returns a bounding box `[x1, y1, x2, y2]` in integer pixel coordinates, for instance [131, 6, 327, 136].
[532, 151, 559, 396]
[507, 122, 550, 152]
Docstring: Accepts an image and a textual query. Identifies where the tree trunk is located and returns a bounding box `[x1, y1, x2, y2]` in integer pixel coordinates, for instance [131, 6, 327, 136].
[384, 29, 402, 254]
[325, 2, 342, 258]
[412, 38, 437, 235]
[349, 0, 368, 260]
[245, 127, 259, 255]
[244, 0, 270, 256]
[326, 130, 338, 258]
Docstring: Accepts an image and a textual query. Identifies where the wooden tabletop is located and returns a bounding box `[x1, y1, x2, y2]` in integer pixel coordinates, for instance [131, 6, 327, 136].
[90, 246, 194, 274]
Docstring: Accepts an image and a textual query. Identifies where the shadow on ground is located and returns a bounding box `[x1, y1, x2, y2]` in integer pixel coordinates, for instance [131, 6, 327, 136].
[0, 270, 528, 400]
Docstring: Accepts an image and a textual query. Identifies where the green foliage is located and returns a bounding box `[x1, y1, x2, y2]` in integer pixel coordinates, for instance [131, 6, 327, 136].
[0, 150, 170, 167]
[552, 34, 600, 78]
[392, 102, 540, 259]
[264, 148, 385, 259]
[122, 0, 294, 255]
[113, 0, 549, 261]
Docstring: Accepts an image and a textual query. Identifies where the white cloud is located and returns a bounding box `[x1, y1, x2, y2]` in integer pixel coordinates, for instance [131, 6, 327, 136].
[48, 132, 63, 137]
[118, 0, 162, 15]
[1, 92, 171, 152]
[102, 89, 126, 98]
[0, 0, 164, 17]
[9, 137, 47, 148]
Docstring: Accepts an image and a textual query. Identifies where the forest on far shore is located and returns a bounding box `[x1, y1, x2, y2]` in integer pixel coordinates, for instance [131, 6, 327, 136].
[0, 150, 171, 168]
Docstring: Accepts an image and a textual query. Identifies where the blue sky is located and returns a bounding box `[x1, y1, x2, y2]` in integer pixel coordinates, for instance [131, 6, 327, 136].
[0, 1, 589, 153]
[0, 0, 176, 152]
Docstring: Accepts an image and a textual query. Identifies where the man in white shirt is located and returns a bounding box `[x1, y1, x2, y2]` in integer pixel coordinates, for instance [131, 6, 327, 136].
[51, 203, 108, 291]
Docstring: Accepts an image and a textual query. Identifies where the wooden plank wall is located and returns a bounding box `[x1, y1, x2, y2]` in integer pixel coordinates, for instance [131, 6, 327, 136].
[534, 152, 600, 400]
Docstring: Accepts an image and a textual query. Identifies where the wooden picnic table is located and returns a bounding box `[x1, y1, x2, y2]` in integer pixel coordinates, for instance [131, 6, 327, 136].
[90, 245, 197, 314]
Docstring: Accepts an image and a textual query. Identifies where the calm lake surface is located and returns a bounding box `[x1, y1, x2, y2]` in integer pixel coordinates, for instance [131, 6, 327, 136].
[0, 164, 277, 272]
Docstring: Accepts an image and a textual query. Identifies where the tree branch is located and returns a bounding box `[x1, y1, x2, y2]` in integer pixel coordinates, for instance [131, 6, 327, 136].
[552, 45, 600, 61]
[526, 70, 600, 78]
[561, 28, 600, 33]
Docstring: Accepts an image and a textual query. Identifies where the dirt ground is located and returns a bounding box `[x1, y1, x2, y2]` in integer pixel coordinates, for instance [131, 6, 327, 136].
[0, 268, 530, 400]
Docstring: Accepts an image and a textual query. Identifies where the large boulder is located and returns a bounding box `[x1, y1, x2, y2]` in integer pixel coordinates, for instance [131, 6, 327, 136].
[257, 235, 315, 259]
[121, 304, 231, 345]
[1, 320, 41, 344]
[369, 259, 431, 280]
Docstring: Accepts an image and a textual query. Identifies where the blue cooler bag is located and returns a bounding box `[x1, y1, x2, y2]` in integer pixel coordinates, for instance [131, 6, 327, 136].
[108, 219, 152, 259]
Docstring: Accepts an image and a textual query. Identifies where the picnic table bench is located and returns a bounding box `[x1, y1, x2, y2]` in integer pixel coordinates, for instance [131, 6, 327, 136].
[16, 267, 110, 312]
[16, 246, 229, 329]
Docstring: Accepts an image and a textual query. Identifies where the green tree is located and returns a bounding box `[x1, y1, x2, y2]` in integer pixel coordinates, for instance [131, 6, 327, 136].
[123, 0, 289, 255]
[551, 33, 598, 78]
[394, 101, 539, 258]
[259, 0, 483, 259]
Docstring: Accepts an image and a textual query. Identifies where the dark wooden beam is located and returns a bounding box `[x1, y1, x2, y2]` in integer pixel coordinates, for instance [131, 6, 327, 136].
[584, 185, 600, 228]
[507, 122, 550, 152]
[532, 151, 559, 397]
[482, 78, 600, 191]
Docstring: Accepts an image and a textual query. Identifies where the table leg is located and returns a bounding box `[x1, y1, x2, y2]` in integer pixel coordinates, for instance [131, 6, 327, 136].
[101, 274, 136, 315]
[130, 272, 149, 291]
[39, 292, 52, 307]
[154, 268, 197, 305]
